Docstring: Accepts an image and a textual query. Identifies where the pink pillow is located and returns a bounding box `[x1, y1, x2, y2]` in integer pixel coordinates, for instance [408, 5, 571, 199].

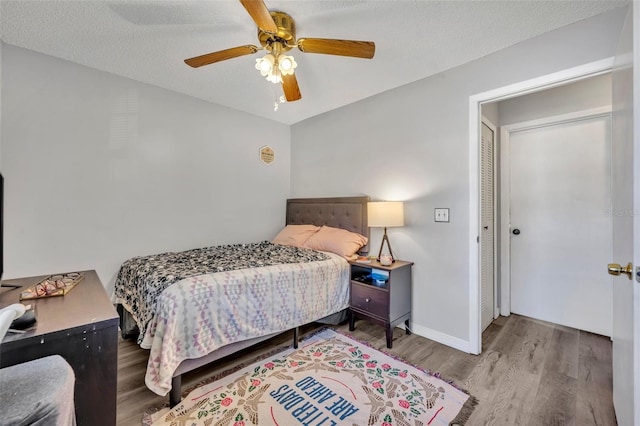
[272, 224, 320, 247]
[303, 225, 368, 257]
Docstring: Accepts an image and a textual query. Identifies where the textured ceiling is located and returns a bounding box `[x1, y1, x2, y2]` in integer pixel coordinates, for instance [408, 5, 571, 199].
[0, 0, 628, 125]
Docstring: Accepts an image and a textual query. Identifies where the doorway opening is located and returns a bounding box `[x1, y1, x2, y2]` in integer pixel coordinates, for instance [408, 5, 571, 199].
[468, 58, 615, 355]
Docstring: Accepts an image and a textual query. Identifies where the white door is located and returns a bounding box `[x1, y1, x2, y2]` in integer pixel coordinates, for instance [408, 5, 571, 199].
[610, 4, 638, 424]
[509, 112, 612, 336]
[480, 119, 496, 331]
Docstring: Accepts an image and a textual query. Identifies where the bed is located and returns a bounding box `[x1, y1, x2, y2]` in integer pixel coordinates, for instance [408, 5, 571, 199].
[114, 196, 369, 406]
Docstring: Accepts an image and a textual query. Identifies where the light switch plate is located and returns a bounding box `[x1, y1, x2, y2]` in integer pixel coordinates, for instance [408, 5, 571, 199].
[435, 208, 449, 222]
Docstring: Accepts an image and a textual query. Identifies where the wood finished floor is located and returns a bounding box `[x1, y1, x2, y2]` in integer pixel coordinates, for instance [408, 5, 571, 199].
[116, 314, 616, 425]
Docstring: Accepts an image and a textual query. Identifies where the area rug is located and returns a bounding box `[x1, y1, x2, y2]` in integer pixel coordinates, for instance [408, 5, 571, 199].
[146, 328, 476, 425]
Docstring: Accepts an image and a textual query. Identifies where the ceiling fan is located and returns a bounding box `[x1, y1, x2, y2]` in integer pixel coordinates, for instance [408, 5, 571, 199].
[184, 0, 375, 103]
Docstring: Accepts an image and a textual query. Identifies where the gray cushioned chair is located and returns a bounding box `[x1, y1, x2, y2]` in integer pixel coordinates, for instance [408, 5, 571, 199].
[0, 354, 76, 425]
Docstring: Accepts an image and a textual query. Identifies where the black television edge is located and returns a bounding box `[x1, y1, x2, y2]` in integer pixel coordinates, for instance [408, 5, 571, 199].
[1, 172, 4, 281]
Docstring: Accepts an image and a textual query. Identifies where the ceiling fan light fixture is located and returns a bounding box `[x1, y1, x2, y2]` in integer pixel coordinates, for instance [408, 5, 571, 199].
[265, 68, 282, 84]
[255, 50, 296, 84]
[256, 52, 281, 83]
[255, 53, 275, 76]
[278, 55, 297, 75]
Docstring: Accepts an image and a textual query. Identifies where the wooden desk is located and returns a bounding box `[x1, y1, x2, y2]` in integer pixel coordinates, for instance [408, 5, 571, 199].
[1, 270, 118, 426]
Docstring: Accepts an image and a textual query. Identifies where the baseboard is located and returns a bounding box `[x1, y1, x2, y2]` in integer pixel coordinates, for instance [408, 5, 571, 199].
[397, 322, 470, 353]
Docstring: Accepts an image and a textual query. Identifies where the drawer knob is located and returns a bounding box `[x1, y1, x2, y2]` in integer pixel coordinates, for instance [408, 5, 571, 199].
[365, 298, 371, 303]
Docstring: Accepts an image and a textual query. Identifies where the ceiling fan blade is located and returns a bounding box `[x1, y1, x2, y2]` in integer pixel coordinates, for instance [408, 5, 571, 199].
[297, 38, 375, 59]
[239, 0, 277, 33]
[184, 45, 259, 68]
[282, 74, 302, 102]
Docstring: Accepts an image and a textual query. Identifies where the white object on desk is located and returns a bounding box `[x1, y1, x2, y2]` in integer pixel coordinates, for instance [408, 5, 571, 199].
[0, 303, 27, 340]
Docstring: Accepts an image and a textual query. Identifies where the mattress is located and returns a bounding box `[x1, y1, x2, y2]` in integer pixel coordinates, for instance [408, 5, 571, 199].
[115, 244, 350, 395]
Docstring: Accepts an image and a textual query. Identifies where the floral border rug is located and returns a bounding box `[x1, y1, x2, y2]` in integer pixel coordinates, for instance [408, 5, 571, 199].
[146, 328, 477, 426]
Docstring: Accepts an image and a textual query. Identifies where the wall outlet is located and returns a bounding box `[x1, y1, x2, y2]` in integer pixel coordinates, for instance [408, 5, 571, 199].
[435, 208, 449, 222]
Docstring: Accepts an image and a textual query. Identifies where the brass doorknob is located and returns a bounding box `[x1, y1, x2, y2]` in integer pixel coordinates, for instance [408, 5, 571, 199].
[608, 262, 633, 279]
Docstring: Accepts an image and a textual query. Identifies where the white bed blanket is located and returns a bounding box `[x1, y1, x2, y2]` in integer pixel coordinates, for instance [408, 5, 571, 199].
[138, 251, 349, 396]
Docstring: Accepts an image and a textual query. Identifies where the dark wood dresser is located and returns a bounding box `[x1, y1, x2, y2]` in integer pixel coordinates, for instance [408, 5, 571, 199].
[0, 270, 118, 426]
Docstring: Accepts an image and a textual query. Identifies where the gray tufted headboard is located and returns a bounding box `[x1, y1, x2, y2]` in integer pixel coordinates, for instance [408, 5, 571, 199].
[286, 196, 370, 254]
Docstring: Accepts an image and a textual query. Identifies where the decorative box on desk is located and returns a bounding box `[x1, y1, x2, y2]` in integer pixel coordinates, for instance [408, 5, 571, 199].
[0, 270, 119, 426]
[348, 259, 413, 349]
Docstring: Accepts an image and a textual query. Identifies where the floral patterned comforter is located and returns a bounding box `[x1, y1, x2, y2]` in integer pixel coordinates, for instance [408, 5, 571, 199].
[113, 241, 350, 396]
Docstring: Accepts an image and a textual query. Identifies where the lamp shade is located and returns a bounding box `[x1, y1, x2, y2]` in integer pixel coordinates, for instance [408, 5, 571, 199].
[367, 201, 404, 227]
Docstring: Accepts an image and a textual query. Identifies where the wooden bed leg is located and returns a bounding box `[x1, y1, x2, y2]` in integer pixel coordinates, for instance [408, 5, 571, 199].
[170, 375, 182, 408]
[293, 327, 299, 349]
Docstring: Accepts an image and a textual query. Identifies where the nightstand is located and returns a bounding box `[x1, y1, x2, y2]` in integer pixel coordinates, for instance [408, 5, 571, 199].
[348, 259, 413, 348]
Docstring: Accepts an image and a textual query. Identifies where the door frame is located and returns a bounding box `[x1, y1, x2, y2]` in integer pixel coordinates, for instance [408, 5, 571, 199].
[498, 106, 613, 320]
[467, 57, 614, 354]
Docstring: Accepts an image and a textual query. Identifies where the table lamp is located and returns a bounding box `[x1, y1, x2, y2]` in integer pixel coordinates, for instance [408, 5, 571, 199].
[367, 201, 404, 264]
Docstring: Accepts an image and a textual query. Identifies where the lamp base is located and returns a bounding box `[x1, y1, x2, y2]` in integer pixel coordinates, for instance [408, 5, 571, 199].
[377, 228, 396, 264]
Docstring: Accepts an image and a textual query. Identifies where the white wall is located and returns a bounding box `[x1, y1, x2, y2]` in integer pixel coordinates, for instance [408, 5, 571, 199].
[498, 72, 612, 125]
[291, 7, 627, 347]
[1, 44, 291, 293]
[481, 102, 499, 126]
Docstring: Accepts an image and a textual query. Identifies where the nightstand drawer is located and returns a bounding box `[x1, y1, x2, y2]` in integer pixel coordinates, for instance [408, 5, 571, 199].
[351, 284, 387, 318]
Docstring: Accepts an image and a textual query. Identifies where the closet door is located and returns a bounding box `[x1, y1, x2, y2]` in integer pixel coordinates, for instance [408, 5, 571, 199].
[509, 113, 611, 336]
[480, 120, 496, 331]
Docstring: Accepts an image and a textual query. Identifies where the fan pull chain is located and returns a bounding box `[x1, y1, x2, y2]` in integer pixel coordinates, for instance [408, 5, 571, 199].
[274, 96, 286, 111]
[272, 84, 286, 111]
